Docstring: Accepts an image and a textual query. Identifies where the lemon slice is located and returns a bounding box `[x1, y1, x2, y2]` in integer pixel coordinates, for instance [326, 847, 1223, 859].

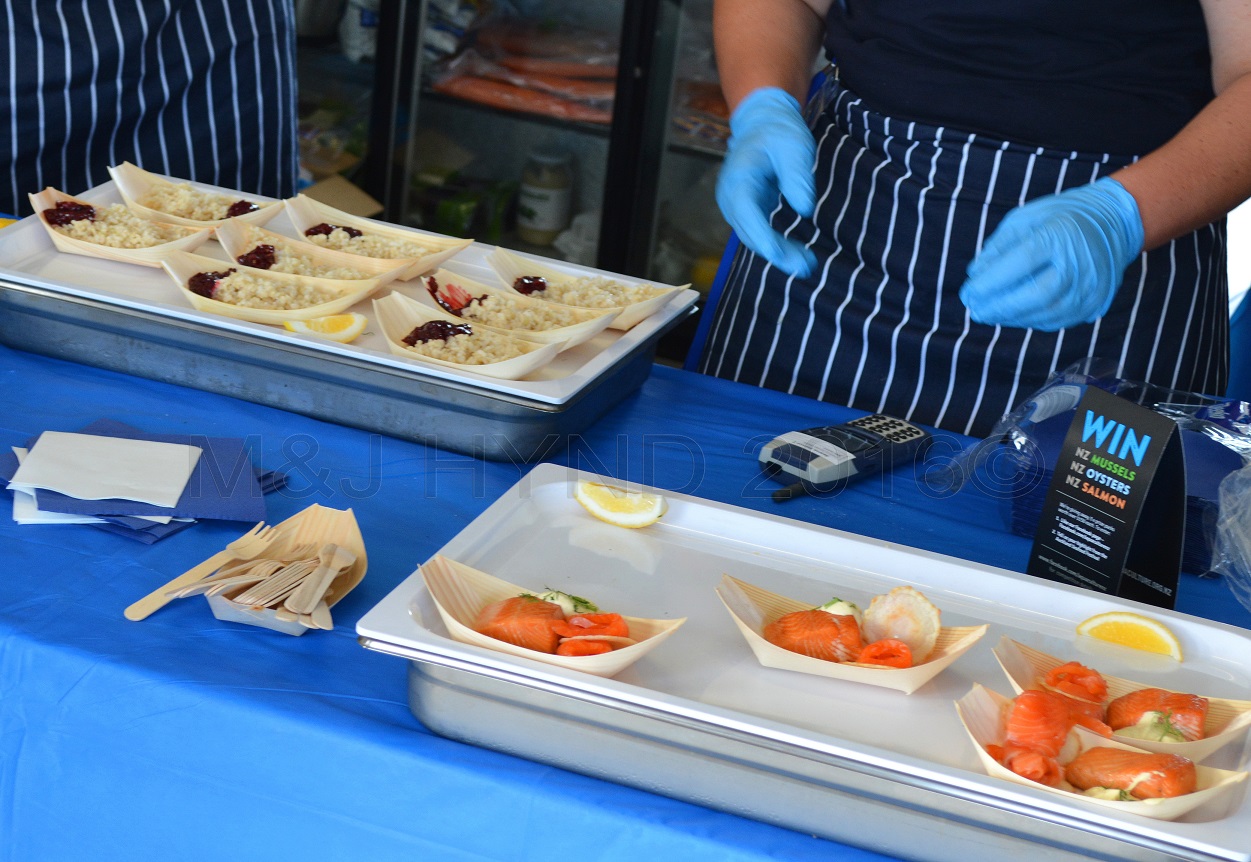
[574, 480, 667, 528]
[283, 313, 368, 343]
[1076, 611, 1183, 660]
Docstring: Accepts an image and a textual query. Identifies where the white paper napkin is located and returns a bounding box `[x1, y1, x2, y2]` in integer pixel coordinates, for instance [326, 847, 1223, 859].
[8, 431, 202, 509]
[9, 448, 179, 525]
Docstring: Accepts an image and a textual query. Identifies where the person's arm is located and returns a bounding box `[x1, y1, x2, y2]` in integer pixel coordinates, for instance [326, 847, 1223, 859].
[714, 0, 830, 110]
[959, 0, 1251, 332]
[1113, 0, 1251, 249]
[711, 0, 831, 276]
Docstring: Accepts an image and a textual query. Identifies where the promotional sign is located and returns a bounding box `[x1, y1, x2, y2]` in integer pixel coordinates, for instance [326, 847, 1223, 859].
[1026, 386, 1185, 609]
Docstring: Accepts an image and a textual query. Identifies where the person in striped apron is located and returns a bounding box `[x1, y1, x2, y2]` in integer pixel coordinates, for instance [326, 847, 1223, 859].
[701, 0, 1249, 438]
[3, 0, 299, 217]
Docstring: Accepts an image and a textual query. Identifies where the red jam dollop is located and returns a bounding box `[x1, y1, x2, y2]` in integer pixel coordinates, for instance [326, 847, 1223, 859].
[237, 244, 277, 269]
[513, 275, 547, 295]
[187, 268, 237, 299]
[402, 320, 473, 345]
[226, 200, 260, 218]
[42, 201, 96, 226]
[305, 222, 362, 239]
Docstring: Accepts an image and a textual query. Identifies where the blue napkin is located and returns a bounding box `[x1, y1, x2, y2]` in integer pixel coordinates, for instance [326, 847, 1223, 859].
[22, 419, 267, 522]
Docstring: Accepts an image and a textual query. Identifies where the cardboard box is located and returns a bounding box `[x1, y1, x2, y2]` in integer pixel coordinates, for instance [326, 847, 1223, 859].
[302, 174, 383, 217]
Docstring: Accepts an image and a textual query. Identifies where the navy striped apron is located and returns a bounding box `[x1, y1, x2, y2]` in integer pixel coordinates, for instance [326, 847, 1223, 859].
[699, 77, 1229, 438]
[3, 0, 299, 216]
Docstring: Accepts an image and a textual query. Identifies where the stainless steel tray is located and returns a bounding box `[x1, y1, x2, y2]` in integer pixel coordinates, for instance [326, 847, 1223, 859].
[357, 464, 1251, 862]
[0, 181, 698, 460]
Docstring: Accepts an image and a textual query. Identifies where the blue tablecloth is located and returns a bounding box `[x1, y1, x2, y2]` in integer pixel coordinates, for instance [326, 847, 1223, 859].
[1, 342, 1247, 862]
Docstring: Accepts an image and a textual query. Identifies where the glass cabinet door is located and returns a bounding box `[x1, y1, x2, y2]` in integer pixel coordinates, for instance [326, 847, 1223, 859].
[300, 0, 729, 361]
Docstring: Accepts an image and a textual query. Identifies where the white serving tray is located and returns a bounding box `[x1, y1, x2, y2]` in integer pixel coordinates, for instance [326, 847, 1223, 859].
[357, 464, 1251, 862]
[0, 180, 697, 406]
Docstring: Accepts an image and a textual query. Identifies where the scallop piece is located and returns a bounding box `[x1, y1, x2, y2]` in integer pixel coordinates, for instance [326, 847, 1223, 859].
[862, 585, 941, 663]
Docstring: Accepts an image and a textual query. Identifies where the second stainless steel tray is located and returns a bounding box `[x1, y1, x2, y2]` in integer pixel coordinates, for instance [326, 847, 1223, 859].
[358, 464, 1251, 862]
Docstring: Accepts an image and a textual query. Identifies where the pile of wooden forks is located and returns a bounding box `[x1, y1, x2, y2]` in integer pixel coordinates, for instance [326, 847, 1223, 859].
[166, 542, 357, 630]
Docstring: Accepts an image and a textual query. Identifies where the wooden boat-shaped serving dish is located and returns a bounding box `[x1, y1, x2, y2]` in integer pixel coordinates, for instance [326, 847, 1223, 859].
[955, 684, 1248, 822]
[29, 187, 213, 266]
[486, 247, 685, 331]
[214, 219, 410, 285]
[372, 290, 561, 380]
[994, 636, 1251, 762]
[419, 554, 686, 678]
[108, 162, 283, 228]
[161, 249, 389, 324]
[284, 195, 472, 281]
[420, 268, 618, 350]
[716, 574, 987, 694]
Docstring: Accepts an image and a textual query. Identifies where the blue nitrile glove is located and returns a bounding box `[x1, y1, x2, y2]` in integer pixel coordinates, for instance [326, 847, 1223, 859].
[716, 87, 818, 277]
[959, 177, 1144, 331]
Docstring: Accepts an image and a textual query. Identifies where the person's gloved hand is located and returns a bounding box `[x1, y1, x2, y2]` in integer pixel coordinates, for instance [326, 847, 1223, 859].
[716, 87, 818, 277]
[959, 177, 1144, 331]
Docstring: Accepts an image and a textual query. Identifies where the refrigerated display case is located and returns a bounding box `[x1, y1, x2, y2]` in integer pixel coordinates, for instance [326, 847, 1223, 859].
[296, 0, 728, 360]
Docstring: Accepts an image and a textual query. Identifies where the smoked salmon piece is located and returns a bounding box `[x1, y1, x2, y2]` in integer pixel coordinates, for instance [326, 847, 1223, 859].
[1001, 746, 1065, 787]
[1107, 688, 1209, 742]
[1044, 661, 1108, 703]
[431, 75, 613, 124]
[473, 594, 565, 653]
[764, 609, 863, 662]
[1064, 747, 1197, 799]
[556, 639, 615, 657]
[551, 612, 629, 639]
[1005, 689, 1076, 758]
[857, 638, 913, 668]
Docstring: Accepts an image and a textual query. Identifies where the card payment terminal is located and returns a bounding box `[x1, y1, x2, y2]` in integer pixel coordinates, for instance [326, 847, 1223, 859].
[759, 414, 931, 500]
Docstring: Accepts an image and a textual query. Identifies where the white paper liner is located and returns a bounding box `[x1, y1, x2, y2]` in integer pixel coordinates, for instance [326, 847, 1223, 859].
[486, 247, 686, 330]
[214, 219, 410, 284]
[284, 195, 471, 280]
[419, 555, 686, 678]
[994, 636, 1251, 762]
[28, 187, 213, 267]
[372, 291, 561, 380]
[716, 574, 987, 695]
[206, 503, 368, 635]
[955, 684, 1248, 821]
[421, 268, 619, 350]
[108, 162, 283, 228]
[161, 249, 390, 324]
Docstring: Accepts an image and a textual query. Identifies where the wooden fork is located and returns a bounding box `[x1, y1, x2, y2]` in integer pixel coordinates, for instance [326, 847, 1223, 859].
[124, 522, 278, 621]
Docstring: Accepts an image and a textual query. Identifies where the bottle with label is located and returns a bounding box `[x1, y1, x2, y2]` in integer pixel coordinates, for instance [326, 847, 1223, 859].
[516, 148, 573, 246]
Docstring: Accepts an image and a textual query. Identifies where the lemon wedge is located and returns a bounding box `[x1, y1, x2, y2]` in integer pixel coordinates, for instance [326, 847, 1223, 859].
[574, 480, 667, 528]
[1076, 611, 1183, 660]
[283, 313, 368, 343]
